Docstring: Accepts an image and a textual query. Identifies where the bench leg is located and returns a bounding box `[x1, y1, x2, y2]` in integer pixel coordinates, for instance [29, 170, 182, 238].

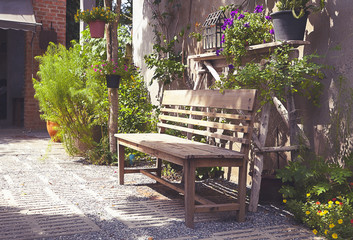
[156, 158, 162, 178]
[118, 143, 125, 185]
[236, 161, 247, 222]
[184, 160, 195, 228]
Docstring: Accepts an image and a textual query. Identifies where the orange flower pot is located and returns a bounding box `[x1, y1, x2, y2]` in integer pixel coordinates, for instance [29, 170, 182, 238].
[46, 121, 61, 142]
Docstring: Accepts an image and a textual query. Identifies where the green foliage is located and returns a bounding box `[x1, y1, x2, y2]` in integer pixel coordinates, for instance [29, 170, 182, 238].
[33, 30, 156, 164]
[216, 45, 324, 106]
[277, 154, 353, 202]
[275, 0, 326, 18]
[144, 34, 186, 85]
[220, 5, 274, 66]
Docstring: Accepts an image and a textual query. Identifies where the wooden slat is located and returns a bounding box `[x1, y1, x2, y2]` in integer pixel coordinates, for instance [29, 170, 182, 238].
[140, 170, 215, 205]
[116, 133, 245, 160]
[157, 123, 249, 144]
[254, 145, 301, 153]
[124, 168, 158, 174]
[162, 89, 257, 111]
[159, 115, 248, 133]
[160, 107, 252, 120]
[194, 203, 240, 213]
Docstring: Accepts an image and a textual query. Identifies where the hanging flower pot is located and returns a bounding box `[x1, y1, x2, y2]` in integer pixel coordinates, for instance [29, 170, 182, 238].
[270, 10, 309, 41]
[106, 74, 121, 88]
[89, 20, 105, 38]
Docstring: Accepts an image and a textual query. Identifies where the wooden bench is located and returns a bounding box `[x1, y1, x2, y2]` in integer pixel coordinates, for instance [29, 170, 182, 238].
[115, 89, 257, 228]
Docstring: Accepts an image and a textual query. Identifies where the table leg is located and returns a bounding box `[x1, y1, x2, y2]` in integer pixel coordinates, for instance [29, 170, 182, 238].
[156, 158, 162, 178]
[184, 160, 195, 228]
[118, 143, 125, 185]
[237, 160, 247, 221]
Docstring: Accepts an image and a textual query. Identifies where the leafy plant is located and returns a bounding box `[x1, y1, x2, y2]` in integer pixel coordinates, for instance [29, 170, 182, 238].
[219, 5, 274, 66]
[275, 0, 326, 18]
[216, 45, 324, 106]
[144, 34, 186, 85]
[75, 6, 116, 23]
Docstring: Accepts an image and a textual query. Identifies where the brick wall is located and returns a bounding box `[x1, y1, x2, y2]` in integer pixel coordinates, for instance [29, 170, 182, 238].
[24, 0, 66, 129]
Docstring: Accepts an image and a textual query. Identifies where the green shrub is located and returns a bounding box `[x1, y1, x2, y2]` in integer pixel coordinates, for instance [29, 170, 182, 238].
[34, 31, 157, 164]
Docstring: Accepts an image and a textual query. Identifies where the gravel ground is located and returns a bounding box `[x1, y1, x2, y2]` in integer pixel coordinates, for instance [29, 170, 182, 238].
[0, 129, 321, 240]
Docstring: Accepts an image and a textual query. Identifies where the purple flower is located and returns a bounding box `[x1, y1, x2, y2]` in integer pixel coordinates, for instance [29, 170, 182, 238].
[263, 39, 266, 43]
[265, 16, 272, 20]
[269, 29, 275, 35]
[244, 22, 250, 28]
[238, 14, 245, 20]
[222, 18, 234, 30]
[221, 34, 225, 44]
[93, 68, 97, 72]
[254, 5, 263, 13]
[230, 10, 238, 18]
[216, 48, 223, 56]
[228, 64, 234, 70]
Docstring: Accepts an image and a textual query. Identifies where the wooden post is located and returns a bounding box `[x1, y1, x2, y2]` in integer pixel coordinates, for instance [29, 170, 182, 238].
[248, 102, 271, 212]
[118, 143, 125, 185]
[184, 159, 196, 228]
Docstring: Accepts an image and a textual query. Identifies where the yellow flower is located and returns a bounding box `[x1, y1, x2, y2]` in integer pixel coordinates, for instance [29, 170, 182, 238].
[306, 211, 310, 215]
[283, 199, 287, 203]
[338, 219, 343, 224]
[335, 201, 340, 205]
[312, 229, 318, 235]
[328, 204, 332, 208]
[323, 210, 328, 215]
[329, 223, 335, 228]
[328, 200, 333, 204]
[324, 230, 328, 235]
[306, 193, 311, 197]
[332, 233, 338, 239]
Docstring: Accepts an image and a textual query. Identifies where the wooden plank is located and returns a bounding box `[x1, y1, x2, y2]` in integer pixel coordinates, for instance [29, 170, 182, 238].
[204, 61, 220, 81]
[187, 41, 310, 61]
[160, 107, 252, 120]
[157, 123, 249, 144]
[254, 145, 301, 153]
[124, 168, 158, 174]
[248, 102, 270, 212]
[194, 158, 243, 168]
[159, 115, 249, 133]
[162, 89, 257, 111]
[140, 170, 215, 205]
[194, 203, 240, 213]
[116, 133, 245, 160]
[272, 96, 310, 147]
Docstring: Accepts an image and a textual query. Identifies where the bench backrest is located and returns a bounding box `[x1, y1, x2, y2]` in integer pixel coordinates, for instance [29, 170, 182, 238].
[158, 89, 257, 155]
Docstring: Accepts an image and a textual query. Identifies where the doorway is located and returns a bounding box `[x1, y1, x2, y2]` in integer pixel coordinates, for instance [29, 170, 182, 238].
[0, 29, 25, 128]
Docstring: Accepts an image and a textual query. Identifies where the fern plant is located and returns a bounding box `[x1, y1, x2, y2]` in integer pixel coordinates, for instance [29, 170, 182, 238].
[276, 0, 325, 18]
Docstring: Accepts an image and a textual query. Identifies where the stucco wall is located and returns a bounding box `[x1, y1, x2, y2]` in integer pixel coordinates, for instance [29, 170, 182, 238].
[133, 0, 353, 160]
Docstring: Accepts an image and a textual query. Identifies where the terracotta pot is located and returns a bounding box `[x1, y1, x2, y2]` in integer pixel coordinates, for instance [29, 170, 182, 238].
[89, 20, 105, 38]
[46, 121, 61, 142]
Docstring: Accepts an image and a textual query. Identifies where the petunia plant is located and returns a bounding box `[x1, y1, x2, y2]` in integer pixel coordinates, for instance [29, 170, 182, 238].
[91, 58, 138, 82]
[219, 5, 274, 66]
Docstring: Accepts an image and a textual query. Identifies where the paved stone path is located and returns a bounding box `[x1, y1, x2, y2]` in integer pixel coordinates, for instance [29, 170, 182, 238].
[0, 129, 323, 240]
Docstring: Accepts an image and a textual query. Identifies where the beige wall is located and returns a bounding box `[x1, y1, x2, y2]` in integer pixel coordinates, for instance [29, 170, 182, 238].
[133, 0, 353, 159]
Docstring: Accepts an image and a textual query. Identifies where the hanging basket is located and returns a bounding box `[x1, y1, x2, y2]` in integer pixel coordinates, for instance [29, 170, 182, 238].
[89, 20, 105, 38]
[270, 10, 309, 41]
[106, 75, 121, 88]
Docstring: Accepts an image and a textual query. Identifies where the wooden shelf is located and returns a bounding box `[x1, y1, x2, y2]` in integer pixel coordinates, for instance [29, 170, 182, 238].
[188, 40, 310, 62]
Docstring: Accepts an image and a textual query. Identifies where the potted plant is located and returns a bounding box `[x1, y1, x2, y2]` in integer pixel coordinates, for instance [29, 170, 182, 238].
[91, 58, 136, 88]
[271, 0, 325, 41]
[219, 5, 274, 67]
[75, 6, 116, 38]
